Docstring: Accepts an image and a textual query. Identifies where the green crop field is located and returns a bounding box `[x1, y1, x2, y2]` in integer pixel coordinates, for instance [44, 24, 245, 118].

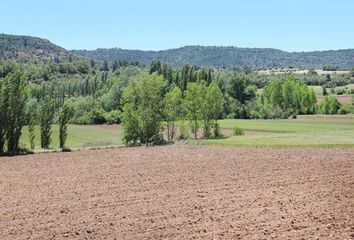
[198, 115, 354, 147]
[20, 125, 122, 151]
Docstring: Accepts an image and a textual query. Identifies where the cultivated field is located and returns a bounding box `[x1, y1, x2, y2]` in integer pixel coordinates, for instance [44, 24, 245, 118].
[0, 145, 353, 239]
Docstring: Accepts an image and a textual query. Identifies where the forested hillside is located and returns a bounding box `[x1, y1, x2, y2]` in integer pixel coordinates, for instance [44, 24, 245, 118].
[74, 46, 354, 69]
[0, 34, 78, 63]
[1, 34, 354, 68]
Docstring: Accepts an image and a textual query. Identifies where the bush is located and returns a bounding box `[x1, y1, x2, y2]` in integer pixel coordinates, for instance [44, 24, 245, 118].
[336, 88, 345, 95]
[338, 104, 354, 114]
[233, 126, 245, 136]
[66, 97, 96, 125]
[88, 108, 106, 124]
[105, 110, 121, 124]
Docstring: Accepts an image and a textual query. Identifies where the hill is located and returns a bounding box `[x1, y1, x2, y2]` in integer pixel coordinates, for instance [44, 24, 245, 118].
[1, 34, 354, 68]
[73, 46, 354, 69]
[0, 34, 78, 63]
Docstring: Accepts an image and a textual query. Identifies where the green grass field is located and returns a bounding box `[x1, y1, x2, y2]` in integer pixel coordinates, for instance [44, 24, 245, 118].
[199, 115, 354, 147]
[20, 125, 122, 151]
[18, 115, 354, 151]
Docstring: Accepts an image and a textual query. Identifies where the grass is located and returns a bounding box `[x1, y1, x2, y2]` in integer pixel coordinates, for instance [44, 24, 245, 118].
[18, 115, 354, 151]
[199, 115, 354, 147]
[20, 125, 122, 151]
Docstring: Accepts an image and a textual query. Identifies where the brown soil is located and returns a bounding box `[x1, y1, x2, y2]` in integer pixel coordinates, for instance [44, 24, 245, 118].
[0, 146, 353, 239]
[317, 95, 353, 105]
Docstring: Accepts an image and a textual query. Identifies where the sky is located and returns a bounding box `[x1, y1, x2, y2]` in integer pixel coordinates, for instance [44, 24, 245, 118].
[1, 0, 354, 52]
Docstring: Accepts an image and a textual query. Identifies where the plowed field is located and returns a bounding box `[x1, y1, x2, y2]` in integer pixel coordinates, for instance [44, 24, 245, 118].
[1, 145, 353, 239]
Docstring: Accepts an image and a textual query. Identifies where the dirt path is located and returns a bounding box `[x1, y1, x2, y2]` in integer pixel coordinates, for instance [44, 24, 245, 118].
[0, 146, 353, 239]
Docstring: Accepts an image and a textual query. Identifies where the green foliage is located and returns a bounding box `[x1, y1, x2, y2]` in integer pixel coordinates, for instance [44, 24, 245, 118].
[25, 98, 39, 150]
[227, 73, 255, 104]
[74, 60, 91, 74]
[163, 86, 183, 141]
[233, 126, 245, 136]
[213, 122, 222, 138]
[104, 110, 121, 124]
[320, 96, 342, 114]
[1, 70, 28, 152]
[88, 107, 106, 124]
[336, 88, 345, 95]
[263, 78, 317, 117]
[122, 74, 165, 145]
[178, 119, 190, 140]
[201, 82, 224, 138]
[0, 78, 5, 152]
[65, 97, 96, 124]
[338, 104, 354, 114]
[59, 103, 73, 149]
[40, 98, 55, 149]
[184, 82, 203, 139]
[322, 86, 328, 96]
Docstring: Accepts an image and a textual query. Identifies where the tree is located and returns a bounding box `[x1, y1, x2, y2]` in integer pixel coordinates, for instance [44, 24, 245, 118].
[3, 71, 28, 152]
[184, 82, 203, 139]
[0, 62, 19, 152]
[0, 78, 5, 152]
[320, 96, 341, 114]
[74, 60, 91, 74]
[322, 86, 328, 96]
[200, 82, 224, 138]
[59, 103, 73, 149]
[122, 74, 165, 145]
[163, 86, 183, 141]
[102, 60, 109, 72]
[227, 73, 254, 104]
[263, 80, 283, 107]
[40, 98, 55, 149]
[263, 78, 317, 118]
[25, 99, 39, 150]
[112, 61, 119, 72]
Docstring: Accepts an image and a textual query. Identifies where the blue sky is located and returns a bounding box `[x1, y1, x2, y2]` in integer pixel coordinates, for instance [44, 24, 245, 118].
[1, 0, 354, 51]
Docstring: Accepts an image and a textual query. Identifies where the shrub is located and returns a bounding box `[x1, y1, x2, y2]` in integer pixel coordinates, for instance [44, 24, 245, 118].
[233, 126, 245, 136]
[213, 122, 222, 138]
[105, 110, 121, 124]
[336, 88, 345, 95]
[338, 104, 354, 114]
[88, 108, 106, 124]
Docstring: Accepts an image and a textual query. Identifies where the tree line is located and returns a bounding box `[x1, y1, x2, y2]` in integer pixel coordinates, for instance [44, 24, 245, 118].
[0, 63, 72, 154]
[0, 59, 353, 152]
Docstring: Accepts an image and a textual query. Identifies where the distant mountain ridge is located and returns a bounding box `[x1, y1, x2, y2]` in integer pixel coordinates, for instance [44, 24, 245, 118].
[73, 46, 354, 68]
[1, 33, 354, 68]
